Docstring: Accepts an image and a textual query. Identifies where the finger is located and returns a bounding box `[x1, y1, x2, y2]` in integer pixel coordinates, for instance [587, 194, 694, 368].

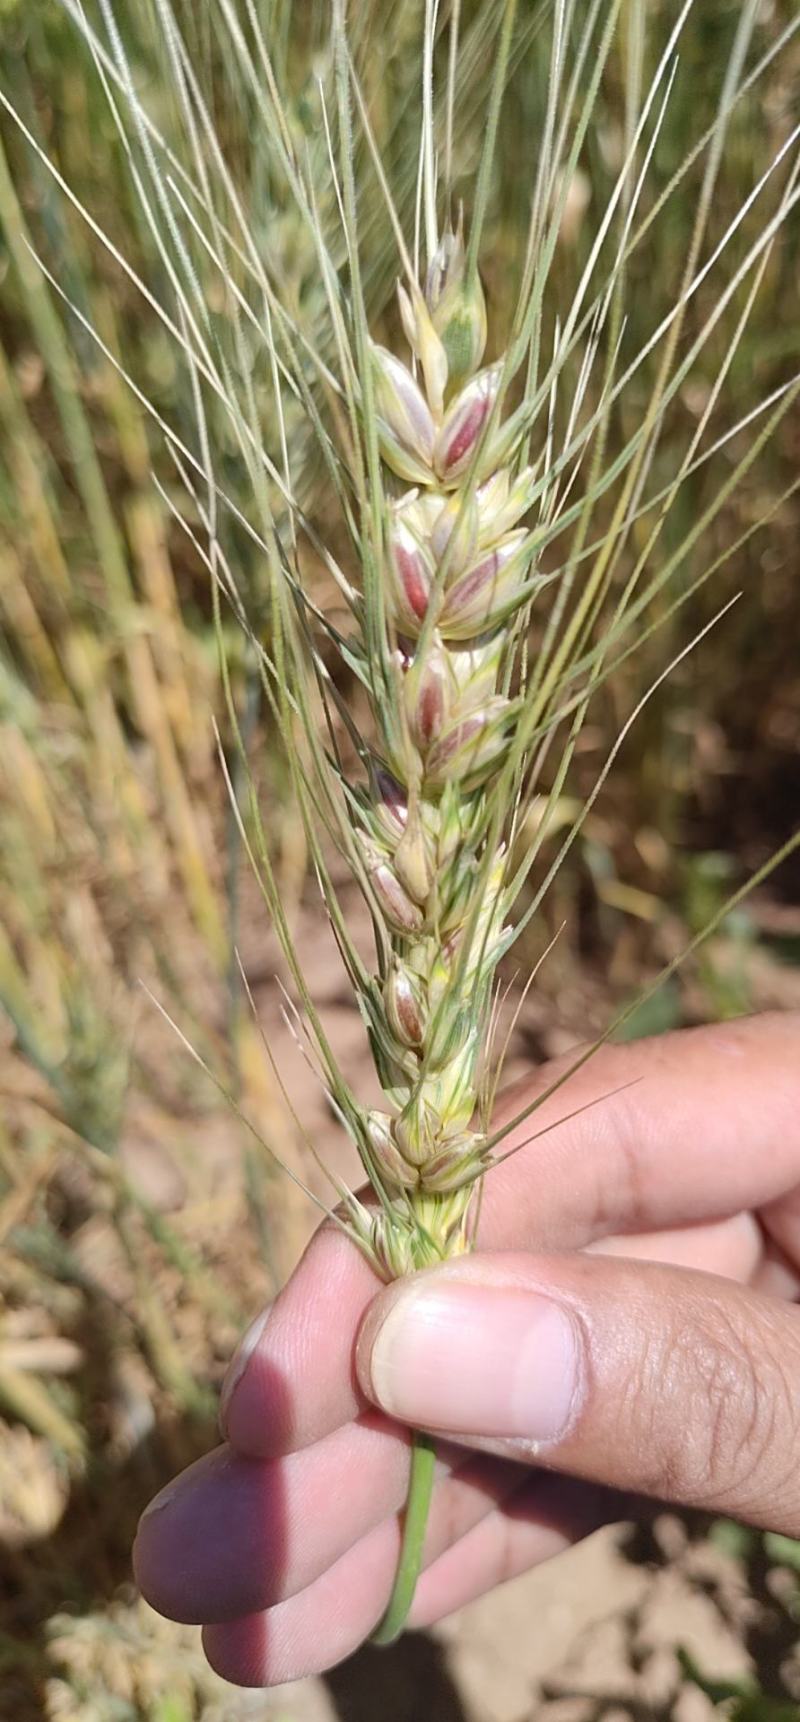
[201, 1523, 394, 1687]
[134, 1411, 520, 1625]
[760, 1182, 800, 1280]
[484, 1010, 800, 1251]
[221, 1212, 761, 1465]
[409, 1477, 638, 1629]
[357, 1251, 800, 1533]
[751, 1229, 800, 1300]
[134, 1415, 406, 1624]
[587, 1212, 762, 1279]
[220, 1221, 380, 1456]
[201, 1470, 617, 1686]
[222, 1014, 800, 1459]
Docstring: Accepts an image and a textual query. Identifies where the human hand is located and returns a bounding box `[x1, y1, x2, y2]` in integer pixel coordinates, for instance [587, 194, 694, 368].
[134, 1011, 800, 1686]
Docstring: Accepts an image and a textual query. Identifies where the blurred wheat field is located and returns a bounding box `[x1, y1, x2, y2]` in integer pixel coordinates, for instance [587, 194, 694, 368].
[1, 2, 799, 1718]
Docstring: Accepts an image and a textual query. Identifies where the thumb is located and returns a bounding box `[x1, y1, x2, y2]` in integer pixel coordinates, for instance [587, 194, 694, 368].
[356, 1252, 800, 1534]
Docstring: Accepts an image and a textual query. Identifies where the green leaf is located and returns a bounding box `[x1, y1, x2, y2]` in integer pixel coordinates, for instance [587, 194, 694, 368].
[730, 1701, 800, 1722]
[678, 1645, 757, 1705]
[150, 1698, 192, 1722]
[613, 978, 683, 1042]
[764, 1533, 800, 1574]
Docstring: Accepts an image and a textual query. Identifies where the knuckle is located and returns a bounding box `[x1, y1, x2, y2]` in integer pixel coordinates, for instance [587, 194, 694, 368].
[632, 1296, 800, 1521]
[585, 1090, 648, 1237]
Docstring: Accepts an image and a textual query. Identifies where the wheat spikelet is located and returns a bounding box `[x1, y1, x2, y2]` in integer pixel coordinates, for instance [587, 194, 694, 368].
[343, 227, 546, 1276]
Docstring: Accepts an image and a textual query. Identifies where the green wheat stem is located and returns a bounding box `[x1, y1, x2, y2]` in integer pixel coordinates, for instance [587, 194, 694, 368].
[372, 1432, 437, 1646]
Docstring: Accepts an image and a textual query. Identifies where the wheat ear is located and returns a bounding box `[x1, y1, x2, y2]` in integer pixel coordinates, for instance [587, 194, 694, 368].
[350, 232, 539, 1277]
[347, 228, 544, 1637]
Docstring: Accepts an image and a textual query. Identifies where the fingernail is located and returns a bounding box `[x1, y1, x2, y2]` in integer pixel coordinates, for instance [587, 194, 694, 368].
[219, 1305, 271, 1435]
[367, 1281, 581, 1445]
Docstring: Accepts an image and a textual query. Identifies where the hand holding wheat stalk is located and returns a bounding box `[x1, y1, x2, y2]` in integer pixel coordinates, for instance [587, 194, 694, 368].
[6, 0, 799, 1659]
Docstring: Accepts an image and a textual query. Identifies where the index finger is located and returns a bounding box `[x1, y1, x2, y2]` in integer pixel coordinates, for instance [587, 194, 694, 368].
[224, 1010, 800, 1458]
